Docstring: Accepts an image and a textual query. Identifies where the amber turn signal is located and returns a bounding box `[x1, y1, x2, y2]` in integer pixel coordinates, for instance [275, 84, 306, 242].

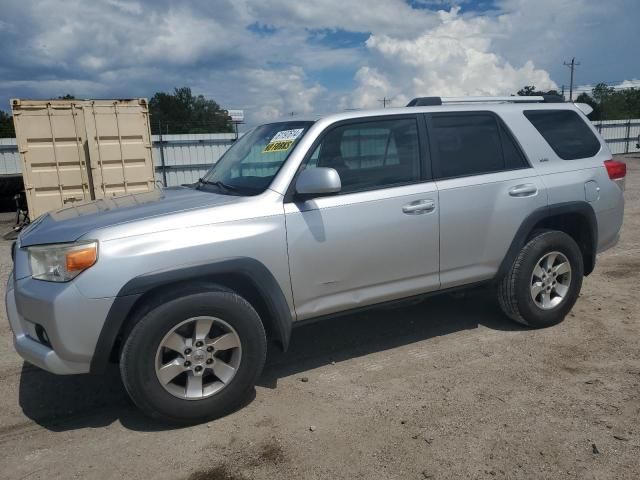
[66, 246, 98, 272]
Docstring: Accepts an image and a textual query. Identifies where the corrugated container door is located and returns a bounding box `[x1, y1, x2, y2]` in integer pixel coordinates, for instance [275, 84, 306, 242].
[84, 100, 155, 198]
[11, 101, 92, 219]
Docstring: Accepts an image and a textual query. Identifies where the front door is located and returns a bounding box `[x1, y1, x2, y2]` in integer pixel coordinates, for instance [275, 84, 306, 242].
[284, 116, 440, 320]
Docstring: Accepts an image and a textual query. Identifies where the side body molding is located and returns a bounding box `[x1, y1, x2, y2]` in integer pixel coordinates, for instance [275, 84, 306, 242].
[90, 257, 293, 374]
[496, 201, 598, 280]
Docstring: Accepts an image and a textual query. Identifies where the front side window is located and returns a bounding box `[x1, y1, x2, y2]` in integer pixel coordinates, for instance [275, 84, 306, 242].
[200, 121, 313, 195]
[430, 113, 528, 179]
[304, 118, 421, 193]
[524, 109, 601, 160]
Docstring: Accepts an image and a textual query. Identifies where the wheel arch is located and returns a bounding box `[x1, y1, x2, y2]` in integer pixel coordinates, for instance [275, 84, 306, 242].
[90, 257, 293, 374]
[497, 201, 598, 281]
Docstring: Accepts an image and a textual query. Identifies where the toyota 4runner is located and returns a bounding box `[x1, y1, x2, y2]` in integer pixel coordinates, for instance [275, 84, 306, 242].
[6, 96, 625, 423]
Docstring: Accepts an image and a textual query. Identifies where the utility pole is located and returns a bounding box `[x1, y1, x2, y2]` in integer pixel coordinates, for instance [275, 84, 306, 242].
[563, 57, 580, 101]
[378, 97, 391, 108]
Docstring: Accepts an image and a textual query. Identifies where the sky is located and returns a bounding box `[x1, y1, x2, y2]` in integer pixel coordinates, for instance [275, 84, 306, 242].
[1, 0, 639, 126]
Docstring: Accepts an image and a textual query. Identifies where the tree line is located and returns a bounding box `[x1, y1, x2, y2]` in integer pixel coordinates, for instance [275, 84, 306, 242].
[0, 88, 234, 138]
[517, 84, 640, 120]
[2, 84, 640, 138]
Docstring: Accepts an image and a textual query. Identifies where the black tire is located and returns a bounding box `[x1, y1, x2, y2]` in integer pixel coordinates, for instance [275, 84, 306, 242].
[498, 230, 583, 327]
[120, 290, 267, 425]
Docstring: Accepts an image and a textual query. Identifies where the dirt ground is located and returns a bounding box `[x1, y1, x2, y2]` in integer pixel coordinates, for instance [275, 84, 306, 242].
[0, 156, 638, 480]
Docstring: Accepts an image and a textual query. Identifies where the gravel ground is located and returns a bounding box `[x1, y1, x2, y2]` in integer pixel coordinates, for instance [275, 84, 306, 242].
[0, 156, 638, 480]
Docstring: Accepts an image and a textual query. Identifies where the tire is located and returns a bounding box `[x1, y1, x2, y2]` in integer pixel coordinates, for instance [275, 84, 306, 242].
[120, 290, 267, 425]
[498, 230, 584, 328]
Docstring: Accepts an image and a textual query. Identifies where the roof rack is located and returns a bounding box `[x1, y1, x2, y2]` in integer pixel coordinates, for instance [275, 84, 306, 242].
[406, 95, 564, 107]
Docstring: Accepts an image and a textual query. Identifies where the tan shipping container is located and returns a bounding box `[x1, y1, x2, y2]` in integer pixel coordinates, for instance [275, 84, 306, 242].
[10, 98, 156, 219]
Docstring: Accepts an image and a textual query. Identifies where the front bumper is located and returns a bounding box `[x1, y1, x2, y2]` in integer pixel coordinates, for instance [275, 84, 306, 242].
[5, 273, 114, 375]
[6, 274, 90, 374]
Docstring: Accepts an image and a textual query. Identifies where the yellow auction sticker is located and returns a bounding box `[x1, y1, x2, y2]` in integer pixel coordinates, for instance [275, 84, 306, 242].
[262, 128, 304, 153]
[263, 140, 294, 153]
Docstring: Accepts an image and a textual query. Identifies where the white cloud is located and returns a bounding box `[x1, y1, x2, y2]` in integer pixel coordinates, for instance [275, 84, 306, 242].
[1, 79, 112, 98]
[346, 7, 556, 109]
[0, 0, 638, 126]
[243, 0, 440, 37]
[134, 7, 245, 65]
[106, 0, 143, 15]
[347, 67, 406, 110]
[226, 67, 325, 123]
[616, 79, 640, 89]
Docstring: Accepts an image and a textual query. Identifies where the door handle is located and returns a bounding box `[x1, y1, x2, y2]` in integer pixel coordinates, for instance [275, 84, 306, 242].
[508, 184, 538, 197]
[402, 199, 435, 214]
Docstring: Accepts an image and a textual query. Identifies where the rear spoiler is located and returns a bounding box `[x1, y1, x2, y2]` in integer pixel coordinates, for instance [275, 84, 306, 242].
[573, 103, 594, 116]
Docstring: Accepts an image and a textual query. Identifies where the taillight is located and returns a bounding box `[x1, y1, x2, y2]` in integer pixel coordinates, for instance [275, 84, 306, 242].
[604, 159, 626, 180]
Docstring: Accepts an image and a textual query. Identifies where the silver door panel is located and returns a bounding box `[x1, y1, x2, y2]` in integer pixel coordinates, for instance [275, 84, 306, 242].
[285, 183, 440, 320]
[437, 170, 547, 288]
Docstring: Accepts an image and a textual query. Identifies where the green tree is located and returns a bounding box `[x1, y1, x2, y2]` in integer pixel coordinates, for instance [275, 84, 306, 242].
[149, 87, 233, 134]
[58, 94, 76, 99]
[576, 83, 640, 120]
[517, 85, 561, 96]
[591, 83, 615, 103]
[0, 110, 15, 138]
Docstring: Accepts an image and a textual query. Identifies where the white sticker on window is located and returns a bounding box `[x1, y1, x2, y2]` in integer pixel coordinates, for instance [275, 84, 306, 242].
[270, 128, 304, 143]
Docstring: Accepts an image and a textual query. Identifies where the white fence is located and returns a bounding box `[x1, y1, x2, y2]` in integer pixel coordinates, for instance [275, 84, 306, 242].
[0, 133, 238, 186]
[0, 138, 19, 176]
[593, 119, 640, 154]
[1, 119, 639, 184]
[152, 133, 237, 186]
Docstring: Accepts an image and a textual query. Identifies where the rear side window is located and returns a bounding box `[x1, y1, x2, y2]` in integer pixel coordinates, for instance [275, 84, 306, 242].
[524, 110, 601, 160]
[429, 113, 528, 179]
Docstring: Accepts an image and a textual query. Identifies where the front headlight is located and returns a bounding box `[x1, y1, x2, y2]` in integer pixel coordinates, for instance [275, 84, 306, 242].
[27, 241, 98, 282]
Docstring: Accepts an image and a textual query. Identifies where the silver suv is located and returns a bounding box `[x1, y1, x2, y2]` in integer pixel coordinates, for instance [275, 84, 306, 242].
[6, 96, 625, 423]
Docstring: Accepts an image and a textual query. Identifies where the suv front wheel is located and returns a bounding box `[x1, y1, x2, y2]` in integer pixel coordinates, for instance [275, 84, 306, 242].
[498, 230, 584, 327]
[120, 290, 267, 424]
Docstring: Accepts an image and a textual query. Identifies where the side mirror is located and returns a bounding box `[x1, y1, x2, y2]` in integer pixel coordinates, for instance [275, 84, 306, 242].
[295, 168, 341, 198]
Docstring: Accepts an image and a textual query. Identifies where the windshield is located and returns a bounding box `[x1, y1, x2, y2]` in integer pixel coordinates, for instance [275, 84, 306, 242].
[198, 121, 314, 195]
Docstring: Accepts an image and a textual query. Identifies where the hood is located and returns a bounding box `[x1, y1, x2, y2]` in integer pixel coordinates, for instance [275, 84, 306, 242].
[19, 187, 238, 247]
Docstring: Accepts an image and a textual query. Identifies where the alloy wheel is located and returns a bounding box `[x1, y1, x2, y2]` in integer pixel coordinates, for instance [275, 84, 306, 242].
[154, 316, 242, 400]
[530, 251, 572, 310]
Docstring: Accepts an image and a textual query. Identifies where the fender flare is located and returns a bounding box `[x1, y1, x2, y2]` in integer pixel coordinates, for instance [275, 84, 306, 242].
[496, 201, 598, 280]
[90, 257, 293, 374]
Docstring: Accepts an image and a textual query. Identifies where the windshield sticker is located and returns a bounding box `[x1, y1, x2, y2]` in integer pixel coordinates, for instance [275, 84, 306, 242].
[271, 128, 304, 142]
[262, 128, 304, 153]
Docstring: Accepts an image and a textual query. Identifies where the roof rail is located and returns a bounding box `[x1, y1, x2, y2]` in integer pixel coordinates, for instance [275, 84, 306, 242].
[406, 95, 564, 107]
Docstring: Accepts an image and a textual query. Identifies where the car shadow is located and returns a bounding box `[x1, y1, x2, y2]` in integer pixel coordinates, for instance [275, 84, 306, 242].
[18, 288, 524, 432]
[258, 288, 522, 388]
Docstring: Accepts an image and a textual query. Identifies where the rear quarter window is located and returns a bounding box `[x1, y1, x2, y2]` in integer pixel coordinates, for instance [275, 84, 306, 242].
[523, 110, 601, 160]
[428, 112, 529, 179]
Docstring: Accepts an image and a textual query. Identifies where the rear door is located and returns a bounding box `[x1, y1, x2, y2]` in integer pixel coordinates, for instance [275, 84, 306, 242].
[285, 115, 440, 320]
[425, 111, 547, 288]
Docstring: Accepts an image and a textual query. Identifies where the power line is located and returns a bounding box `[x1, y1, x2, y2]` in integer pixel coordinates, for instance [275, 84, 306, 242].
[378, 96, 392, 108]
[563, 57, 581, 101]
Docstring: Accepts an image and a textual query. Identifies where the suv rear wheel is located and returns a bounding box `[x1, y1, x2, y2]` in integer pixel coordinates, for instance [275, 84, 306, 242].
[120, 290, 267, 424]
[498, 230, 584, 327]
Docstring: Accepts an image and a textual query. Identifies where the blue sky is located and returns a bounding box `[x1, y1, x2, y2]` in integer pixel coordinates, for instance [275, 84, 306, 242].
[0, 0, 638, 126]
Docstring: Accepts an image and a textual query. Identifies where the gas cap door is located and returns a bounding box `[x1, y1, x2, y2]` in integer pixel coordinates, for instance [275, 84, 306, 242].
[585, 180, 600, 203]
